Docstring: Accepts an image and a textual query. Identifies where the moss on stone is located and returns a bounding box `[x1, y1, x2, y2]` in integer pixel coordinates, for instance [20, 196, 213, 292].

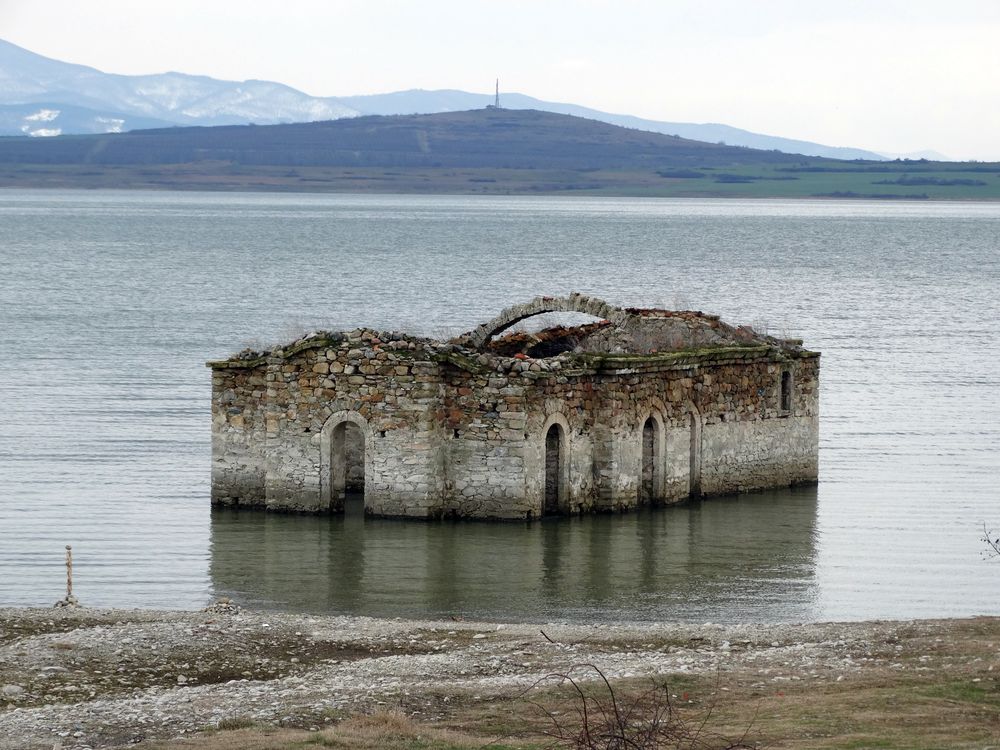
[434, 351, 490, 375]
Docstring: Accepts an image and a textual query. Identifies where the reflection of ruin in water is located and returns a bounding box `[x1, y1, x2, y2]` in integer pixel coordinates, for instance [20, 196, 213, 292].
[343, 491, 365, 518]
[209, 485, 820, 623]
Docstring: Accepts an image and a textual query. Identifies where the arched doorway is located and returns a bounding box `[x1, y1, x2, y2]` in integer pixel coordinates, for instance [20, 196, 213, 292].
[640, 416, 661, 505]
[321, 411, 370, 514]
[544, 423, 565, 516]
[332, 421, 366, 515]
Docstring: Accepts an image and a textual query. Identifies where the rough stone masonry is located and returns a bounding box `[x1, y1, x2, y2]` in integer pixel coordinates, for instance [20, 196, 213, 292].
[208, 294, 819, 519]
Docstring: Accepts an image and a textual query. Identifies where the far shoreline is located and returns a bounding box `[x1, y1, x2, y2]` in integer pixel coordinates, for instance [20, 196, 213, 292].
[3, 182, 1000, 203]
[2, 164, 1000, 201]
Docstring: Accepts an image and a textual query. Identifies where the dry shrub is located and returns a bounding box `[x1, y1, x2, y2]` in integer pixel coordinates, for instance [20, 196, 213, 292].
[142, 712, 485, 749]
[527, 664, 756, 750]
[216, 715, 257, 731]
[982, 524, 1000, 559]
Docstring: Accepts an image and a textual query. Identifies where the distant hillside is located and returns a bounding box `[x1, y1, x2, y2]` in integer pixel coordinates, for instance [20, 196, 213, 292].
[1, 107, 996, 200]
[0, 108, 813, 170]
[0, 37, 892, 159]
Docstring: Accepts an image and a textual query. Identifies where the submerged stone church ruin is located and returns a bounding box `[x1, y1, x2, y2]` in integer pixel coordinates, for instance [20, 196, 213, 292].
[209, 294, 819, 519]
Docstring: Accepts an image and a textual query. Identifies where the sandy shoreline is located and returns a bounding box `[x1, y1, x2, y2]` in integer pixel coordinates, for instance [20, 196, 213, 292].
[1, 605, 998, 749]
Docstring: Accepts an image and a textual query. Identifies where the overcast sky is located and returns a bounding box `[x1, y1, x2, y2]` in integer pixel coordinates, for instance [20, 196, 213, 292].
[3, 0, 999, 160]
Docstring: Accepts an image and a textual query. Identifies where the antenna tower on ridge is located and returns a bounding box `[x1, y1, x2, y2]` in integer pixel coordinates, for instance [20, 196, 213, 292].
[487, 79, 501, 109]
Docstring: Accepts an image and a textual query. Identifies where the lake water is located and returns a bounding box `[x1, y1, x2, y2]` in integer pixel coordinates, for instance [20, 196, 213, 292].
[1, 190, 998, 623]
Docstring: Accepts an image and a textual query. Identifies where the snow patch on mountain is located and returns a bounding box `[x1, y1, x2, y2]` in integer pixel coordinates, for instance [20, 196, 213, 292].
[24, 108, 59, 122]
[95, 116, 125, 133]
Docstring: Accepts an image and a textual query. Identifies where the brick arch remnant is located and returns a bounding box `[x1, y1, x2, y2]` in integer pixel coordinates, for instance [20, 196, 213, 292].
[463, 293, 632, 350]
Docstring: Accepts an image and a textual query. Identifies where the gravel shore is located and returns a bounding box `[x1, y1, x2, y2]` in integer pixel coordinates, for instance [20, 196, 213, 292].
[1, 605, 996, 749]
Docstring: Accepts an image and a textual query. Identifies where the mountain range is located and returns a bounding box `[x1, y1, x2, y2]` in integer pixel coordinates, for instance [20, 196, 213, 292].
[0, 38, 943, 161]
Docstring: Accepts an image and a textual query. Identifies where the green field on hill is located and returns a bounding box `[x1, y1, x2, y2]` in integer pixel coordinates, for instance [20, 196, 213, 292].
[3, 160, 997, 200]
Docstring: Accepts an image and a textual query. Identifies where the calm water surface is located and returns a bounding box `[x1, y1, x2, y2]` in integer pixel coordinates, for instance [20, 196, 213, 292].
[1, 190, 998, 623]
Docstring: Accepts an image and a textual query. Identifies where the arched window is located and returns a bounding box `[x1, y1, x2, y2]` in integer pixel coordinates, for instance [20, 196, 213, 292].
[688, 408, 702, 498]
[640, 416, 661, 505]
[544, 423, 565, 515]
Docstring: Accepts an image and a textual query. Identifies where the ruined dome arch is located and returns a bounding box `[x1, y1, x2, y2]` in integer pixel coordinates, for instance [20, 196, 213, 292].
[463, 294, 631, 350]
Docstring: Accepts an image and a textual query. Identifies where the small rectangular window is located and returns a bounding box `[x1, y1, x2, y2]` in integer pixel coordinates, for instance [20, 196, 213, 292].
[780, 370, 793, 412]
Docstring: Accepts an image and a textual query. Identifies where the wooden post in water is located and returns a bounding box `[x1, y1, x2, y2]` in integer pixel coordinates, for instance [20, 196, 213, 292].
[65, 545, 73, 601]
[55, 544, 78, 608]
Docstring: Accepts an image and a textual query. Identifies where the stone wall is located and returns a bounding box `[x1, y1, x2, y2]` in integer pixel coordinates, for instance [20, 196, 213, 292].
[431, 349, 819, 518]
[211, 330, 448, 515]
[210, 366, 268, 505]
[209, 299, 820, 520]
